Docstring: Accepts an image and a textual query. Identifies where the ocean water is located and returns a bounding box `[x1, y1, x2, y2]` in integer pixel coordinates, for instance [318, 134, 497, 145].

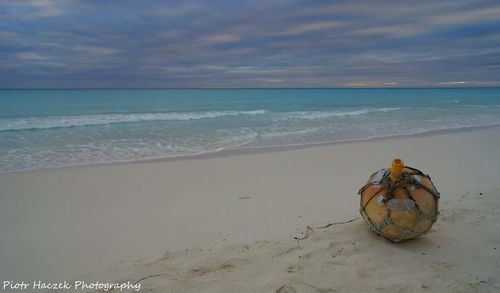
[1, 88, 499, 172]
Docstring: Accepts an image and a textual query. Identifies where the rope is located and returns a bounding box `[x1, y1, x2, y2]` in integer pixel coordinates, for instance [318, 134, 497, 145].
[358, 166, 440, 242]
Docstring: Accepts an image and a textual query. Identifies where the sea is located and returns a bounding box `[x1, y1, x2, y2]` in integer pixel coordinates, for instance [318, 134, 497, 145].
[1, 88, 499, 173]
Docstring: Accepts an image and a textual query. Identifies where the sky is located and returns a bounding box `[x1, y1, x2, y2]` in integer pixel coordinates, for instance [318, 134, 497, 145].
[1, 0, 500, 88]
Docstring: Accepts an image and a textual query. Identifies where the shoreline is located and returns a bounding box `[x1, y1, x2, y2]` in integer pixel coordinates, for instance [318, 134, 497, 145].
[2, 123, 500, 175]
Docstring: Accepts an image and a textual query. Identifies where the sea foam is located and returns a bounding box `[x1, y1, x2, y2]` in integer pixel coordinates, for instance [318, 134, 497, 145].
[0, 110, 267, 131]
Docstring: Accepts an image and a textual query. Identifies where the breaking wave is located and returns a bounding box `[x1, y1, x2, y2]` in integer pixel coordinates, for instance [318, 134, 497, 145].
[273, 107, 401, 120]
[0, 110, 267, 131]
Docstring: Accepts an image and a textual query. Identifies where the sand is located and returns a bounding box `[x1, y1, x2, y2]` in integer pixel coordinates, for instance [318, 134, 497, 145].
[1, 127, 499, 292]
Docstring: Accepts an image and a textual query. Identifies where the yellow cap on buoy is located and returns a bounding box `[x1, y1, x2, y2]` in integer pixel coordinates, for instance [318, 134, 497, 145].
[391, 158, 404, 173]
[390, 158, 404, 182]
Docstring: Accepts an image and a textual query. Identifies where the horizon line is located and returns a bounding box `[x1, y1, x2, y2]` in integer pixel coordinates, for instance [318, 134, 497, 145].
[1, 86, 500, 90]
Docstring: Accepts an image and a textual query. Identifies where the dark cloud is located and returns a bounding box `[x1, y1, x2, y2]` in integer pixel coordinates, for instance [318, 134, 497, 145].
[1, 0, 499, 88]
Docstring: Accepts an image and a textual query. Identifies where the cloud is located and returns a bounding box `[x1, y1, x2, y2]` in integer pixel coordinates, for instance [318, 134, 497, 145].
[0, 30, 28, 46]
[347, 81, 399, 87]
[353, 25, 425, 38]
[0, 30, 20, 40]
[16, 52, 47, 61]
[0, 0, 64, 19]
[12, 51, 66, 68]
[437, 81, 469, 85]
[202, 33, 242, 44]
[428, 6, 500, 26]
[151, 2, 203, 16]
[31, 7, 61, 17]
[73, 46, 120, 57]
[1, 0, 500, 88]
[277, 21, 343, 36]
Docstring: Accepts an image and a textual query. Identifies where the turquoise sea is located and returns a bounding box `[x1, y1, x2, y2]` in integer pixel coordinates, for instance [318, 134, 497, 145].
[1, 88, 500, 172]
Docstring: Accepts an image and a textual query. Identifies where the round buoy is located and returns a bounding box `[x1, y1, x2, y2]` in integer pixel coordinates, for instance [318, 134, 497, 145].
[358, 159, 440, 242]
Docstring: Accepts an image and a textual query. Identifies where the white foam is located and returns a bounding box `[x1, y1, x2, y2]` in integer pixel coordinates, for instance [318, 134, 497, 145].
[260, 128, 320, 138]
[0, 108, 402, 131]
[273, 107, 401, 121]
[0, 110, 267, 131]
[0, 128, 261, 173]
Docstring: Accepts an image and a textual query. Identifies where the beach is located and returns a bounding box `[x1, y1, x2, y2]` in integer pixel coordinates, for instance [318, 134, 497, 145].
[1, 126, 499, 292]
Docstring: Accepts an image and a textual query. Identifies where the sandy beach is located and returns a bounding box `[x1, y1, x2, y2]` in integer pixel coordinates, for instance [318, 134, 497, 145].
[1, 127, 499, 292]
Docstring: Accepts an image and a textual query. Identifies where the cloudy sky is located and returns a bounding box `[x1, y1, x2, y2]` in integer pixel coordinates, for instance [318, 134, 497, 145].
[1, 0, 500, 88]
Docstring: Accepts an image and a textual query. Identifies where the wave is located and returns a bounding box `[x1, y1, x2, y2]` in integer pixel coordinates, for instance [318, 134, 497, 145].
[260, 128, 320, 138]
[0, 110, 267, 132]
[273, 107, 401, 120]
[0, 108, 401, 131]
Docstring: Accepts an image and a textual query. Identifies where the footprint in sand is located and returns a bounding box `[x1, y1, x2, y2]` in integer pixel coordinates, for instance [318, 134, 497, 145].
[272, 246, 302, 257]
[284, 265, 303, 273]
[276, 285, 297, 293]
[187, 267, 211, 277]
[430, 261, 454, 273]
[187, 258, 250, 278]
